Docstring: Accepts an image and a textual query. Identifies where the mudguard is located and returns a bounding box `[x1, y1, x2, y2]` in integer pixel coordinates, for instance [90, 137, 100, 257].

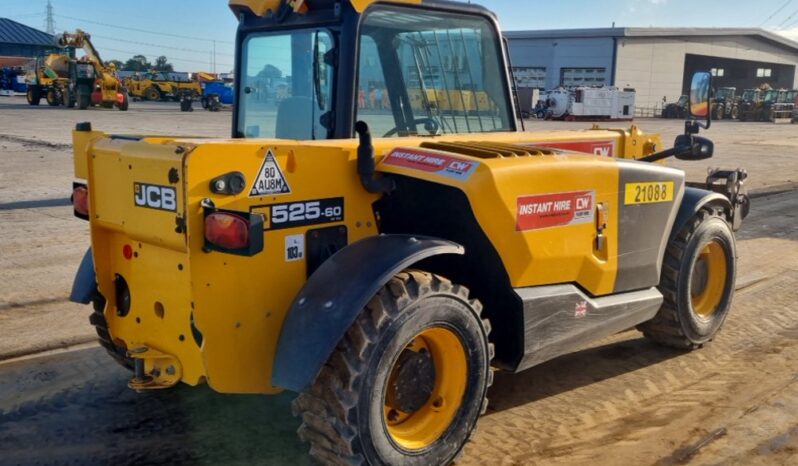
[69, 247, 96, 304]
[271, 234, 464, 392]
[670, 187, 732, 241]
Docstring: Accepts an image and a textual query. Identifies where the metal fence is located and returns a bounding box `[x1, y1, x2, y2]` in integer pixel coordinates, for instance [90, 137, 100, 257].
[635, 103, 665, 118]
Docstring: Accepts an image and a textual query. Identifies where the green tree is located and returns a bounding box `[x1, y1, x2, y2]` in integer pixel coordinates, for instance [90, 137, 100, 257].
[153, 55, 174, 72]
[258, 64, 283, 80]
[123, 55, 150, 71]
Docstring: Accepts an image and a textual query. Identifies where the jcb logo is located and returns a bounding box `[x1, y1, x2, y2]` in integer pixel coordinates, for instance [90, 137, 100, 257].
[134, 183, 177, 212]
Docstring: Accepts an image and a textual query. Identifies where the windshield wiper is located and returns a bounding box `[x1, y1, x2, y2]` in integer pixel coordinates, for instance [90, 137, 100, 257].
[313, 33, 325, 111]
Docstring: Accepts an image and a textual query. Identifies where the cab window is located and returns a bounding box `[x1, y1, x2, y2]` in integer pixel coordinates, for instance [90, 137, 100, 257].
[357, 6, 513, 137]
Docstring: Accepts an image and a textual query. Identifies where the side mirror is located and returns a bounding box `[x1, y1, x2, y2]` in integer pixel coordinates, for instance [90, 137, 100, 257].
[689, 71, 712, 129]
[674, 134, 713, 161]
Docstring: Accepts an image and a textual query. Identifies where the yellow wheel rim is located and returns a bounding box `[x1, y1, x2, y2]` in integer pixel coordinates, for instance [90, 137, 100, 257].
[691, 241, 727, 317]
[384, 327, 467, 451]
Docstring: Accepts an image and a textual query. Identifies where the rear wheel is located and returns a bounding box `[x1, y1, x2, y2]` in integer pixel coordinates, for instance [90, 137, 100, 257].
[26, 86, 41, 105]
[730, 106, 739, 120]
[293, 271, 493, 466]
[89, 294, 133, 370]
[144, 86, 161, 101]
[77, 90, 90, 110]
[46, 88, 60, 106]
[638, 208, 736, 349]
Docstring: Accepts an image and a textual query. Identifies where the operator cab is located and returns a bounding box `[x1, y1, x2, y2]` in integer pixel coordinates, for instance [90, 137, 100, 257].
[232, 0, 516, 140]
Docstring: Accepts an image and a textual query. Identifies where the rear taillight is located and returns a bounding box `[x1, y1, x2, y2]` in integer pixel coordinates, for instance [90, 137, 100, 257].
[205, 212, 249, 250]
[72, 183, 89, 219]
[202, 205, 264, 256]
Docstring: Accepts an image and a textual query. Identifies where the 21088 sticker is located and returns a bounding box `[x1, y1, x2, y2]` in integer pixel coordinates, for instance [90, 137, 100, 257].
[624, 181, 674, 205]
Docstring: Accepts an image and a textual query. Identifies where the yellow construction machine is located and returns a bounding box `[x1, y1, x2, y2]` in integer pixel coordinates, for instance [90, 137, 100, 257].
[25, 53, 73, 106]
[68, 1, 749, 464]
[126, 71, 203, 101]
[55, 30, 129, 110]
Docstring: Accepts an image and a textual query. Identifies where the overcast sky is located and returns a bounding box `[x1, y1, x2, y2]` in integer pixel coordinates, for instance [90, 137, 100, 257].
[4, 0, 798, 73]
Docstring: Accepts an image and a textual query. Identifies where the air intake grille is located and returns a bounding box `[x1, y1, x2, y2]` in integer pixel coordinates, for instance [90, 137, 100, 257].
[419, 141, 557, 159]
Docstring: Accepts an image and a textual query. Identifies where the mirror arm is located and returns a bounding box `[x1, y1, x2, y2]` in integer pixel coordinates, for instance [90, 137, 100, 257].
[637, 146, 683, 163]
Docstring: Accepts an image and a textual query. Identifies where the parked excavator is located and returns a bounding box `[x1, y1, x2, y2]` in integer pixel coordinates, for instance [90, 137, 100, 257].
[55, 30, 129, 111]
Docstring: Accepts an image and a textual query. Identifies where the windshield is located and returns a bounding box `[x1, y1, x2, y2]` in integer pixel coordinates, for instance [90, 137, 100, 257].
[677, 95, 688, 105]
[357, 6, 513, 137]
[741, 90, 757, 101]
[237, 29, 334, 139]
[764, 91, 777, 103]
[715, 88, 733, 100]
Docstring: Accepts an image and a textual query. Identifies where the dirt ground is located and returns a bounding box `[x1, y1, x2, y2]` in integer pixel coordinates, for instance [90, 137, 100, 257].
[1, 96, 797, 465]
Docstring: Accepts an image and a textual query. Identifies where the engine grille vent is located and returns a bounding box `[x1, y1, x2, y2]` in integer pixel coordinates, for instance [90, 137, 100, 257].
[419, 141, 557, 159]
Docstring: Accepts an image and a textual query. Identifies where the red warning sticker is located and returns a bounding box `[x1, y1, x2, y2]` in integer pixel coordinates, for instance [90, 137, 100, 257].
[517, 190, 595, 231]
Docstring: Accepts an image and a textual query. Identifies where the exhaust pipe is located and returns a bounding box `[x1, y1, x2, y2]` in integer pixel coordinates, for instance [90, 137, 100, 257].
[354, 121, 395, 194]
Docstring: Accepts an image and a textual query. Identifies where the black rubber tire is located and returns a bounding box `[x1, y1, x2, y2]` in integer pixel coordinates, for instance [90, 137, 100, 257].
[65, 88, 75, 108]
[730, 106, 739, 120]
[46, 89, 60, 106]
[78, 92, 90, 110]
[26, 86, 41, 105]
[638, 208, 736, 349]
[293, 271, 493, 466]
[118, 92, 129, 111]
[145, 87, 161, 101]
[89, 294, 134, 370]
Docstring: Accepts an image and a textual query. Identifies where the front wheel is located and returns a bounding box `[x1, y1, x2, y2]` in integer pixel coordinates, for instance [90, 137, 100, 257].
[26, 86, 41, 105]
[638, 208, 736, 349]
[293, 271, 493, 466]
[118, 91, 129, 111]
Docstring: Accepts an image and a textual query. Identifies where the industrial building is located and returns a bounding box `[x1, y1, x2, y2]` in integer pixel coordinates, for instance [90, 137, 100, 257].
[0, 18, 58, 61]
[505, 28, 798, 108]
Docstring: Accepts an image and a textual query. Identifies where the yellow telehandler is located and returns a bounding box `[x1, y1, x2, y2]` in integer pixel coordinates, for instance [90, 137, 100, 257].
[68, 1, 749, 464]
[126, 71, 203, 101]
[55, 30, 129, 110]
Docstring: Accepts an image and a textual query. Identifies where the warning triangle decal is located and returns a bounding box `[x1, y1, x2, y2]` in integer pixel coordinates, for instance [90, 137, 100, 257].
[249, 149, 291, 197]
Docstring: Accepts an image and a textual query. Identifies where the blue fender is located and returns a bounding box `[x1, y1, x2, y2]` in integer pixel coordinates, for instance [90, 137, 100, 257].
[271, 234, 464, 392]
[70, 247, 96, 304]
[670, 187, 732, 241]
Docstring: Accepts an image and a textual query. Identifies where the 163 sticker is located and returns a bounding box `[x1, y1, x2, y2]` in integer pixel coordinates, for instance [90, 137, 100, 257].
[516, 190, 594, 231]
[285, 234, 305, 262]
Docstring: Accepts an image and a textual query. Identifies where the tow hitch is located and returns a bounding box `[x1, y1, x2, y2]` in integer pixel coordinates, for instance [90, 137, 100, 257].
[127, 346, 182, 390]
[695, 168, 750, 231]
